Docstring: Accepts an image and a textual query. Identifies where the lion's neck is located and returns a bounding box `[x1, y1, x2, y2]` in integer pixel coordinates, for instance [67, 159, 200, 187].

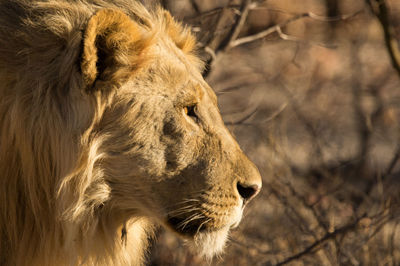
[76, 215, 154, 265]
[57, 169, 156, 265]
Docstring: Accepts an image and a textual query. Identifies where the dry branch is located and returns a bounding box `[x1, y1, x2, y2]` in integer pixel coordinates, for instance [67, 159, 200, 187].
[199, 5, 362, 76]
[385, 143, 400, 177]
[230, 10, 362, 48]
[185, 4, 241, 22]
[224, 106, 258, 125]
[221, 0, 253, 51]
[273, 216, 366, 266]
[367, 0, 400, 78]
[230, 12, 308, 48]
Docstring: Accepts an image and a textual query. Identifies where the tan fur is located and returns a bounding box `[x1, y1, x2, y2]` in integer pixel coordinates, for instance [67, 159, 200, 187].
[0, 1, 262, 265]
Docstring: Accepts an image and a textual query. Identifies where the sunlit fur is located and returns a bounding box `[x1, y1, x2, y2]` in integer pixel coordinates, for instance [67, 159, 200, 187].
[0, 1, 261, 265]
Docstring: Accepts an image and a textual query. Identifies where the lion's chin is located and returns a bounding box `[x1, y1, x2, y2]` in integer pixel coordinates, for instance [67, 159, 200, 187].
[189, 226, 230, 259]
[164, 216, 231, 259]
[162, 206, 244, 259]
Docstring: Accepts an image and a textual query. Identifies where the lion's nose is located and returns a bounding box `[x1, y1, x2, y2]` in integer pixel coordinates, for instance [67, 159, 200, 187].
[233, 153, 262, 205]
[236, 182, 260, 205]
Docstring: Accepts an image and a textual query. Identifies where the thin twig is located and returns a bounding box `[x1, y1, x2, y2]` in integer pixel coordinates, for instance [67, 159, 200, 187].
[230, 13, 307, 48]
[351, 41, 371, 170]
[366, 0, 400, 77]
[226, 0, 252, 48]
[200, 0, 238, 77]
[230, 238, 274, 255]
[189, 0, 200, 14]
[225, 106, 258, 125]
[276, 26, 337, 48]
[282, 179, 329, 232]
[184, 5, 241, 21]
[249, 6, 362, 21]
[218, 0, 253, 52]
[230, 11, 362, 48]
[384, 143, 400, 178]
[269, 183, 319, 238]
[390, 221, 400, 264]
[279, 80, 325, 163]
[273, 216, 365, 266]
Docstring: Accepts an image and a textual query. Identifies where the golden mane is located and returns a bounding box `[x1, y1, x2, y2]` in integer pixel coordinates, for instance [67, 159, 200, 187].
[0, 1, 197, 265]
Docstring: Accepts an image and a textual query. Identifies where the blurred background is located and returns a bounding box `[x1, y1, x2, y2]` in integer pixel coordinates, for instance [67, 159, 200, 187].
[142, 0, 400, 265]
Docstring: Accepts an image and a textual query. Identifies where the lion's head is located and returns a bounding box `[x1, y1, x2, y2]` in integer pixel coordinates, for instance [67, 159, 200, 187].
[0, 1, 261, 265]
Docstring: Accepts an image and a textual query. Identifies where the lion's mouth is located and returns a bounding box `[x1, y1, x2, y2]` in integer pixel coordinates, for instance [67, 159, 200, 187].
[166, 216, 209, 236]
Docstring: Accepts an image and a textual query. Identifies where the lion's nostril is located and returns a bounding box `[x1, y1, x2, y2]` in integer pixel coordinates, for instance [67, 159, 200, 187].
[236, 182, 260, 204]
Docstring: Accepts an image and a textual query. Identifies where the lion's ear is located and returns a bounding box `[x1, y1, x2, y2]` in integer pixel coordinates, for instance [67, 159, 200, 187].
[161, 10, 196, 54]
[81, 9, 151, 92]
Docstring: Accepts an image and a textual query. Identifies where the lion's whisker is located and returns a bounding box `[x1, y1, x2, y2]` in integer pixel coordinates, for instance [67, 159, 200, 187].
[196, 218, 212, 234]
[167, 207, 201, 216]
[178, 213, 205, 230]
[164, 198, 201, 209]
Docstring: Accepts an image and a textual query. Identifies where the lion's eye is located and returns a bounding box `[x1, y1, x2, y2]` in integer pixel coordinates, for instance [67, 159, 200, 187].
[183, 105, 198, 121]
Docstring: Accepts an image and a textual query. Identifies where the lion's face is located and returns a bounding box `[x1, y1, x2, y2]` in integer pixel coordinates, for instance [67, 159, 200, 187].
[81, 9, 261, 258]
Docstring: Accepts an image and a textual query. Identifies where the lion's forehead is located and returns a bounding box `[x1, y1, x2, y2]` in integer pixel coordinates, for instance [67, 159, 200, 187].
[145, 38, 217, 104]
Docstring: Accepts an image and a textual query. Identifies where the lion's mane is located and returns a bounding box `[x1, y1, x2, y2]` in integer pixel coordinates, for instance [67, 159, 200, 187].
[0, 1, 196, 265]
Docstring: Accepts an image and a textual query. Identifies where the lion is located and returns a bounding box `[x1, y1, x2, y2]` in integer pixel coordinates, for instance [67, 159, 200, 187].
[0, 1, 262, 265]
